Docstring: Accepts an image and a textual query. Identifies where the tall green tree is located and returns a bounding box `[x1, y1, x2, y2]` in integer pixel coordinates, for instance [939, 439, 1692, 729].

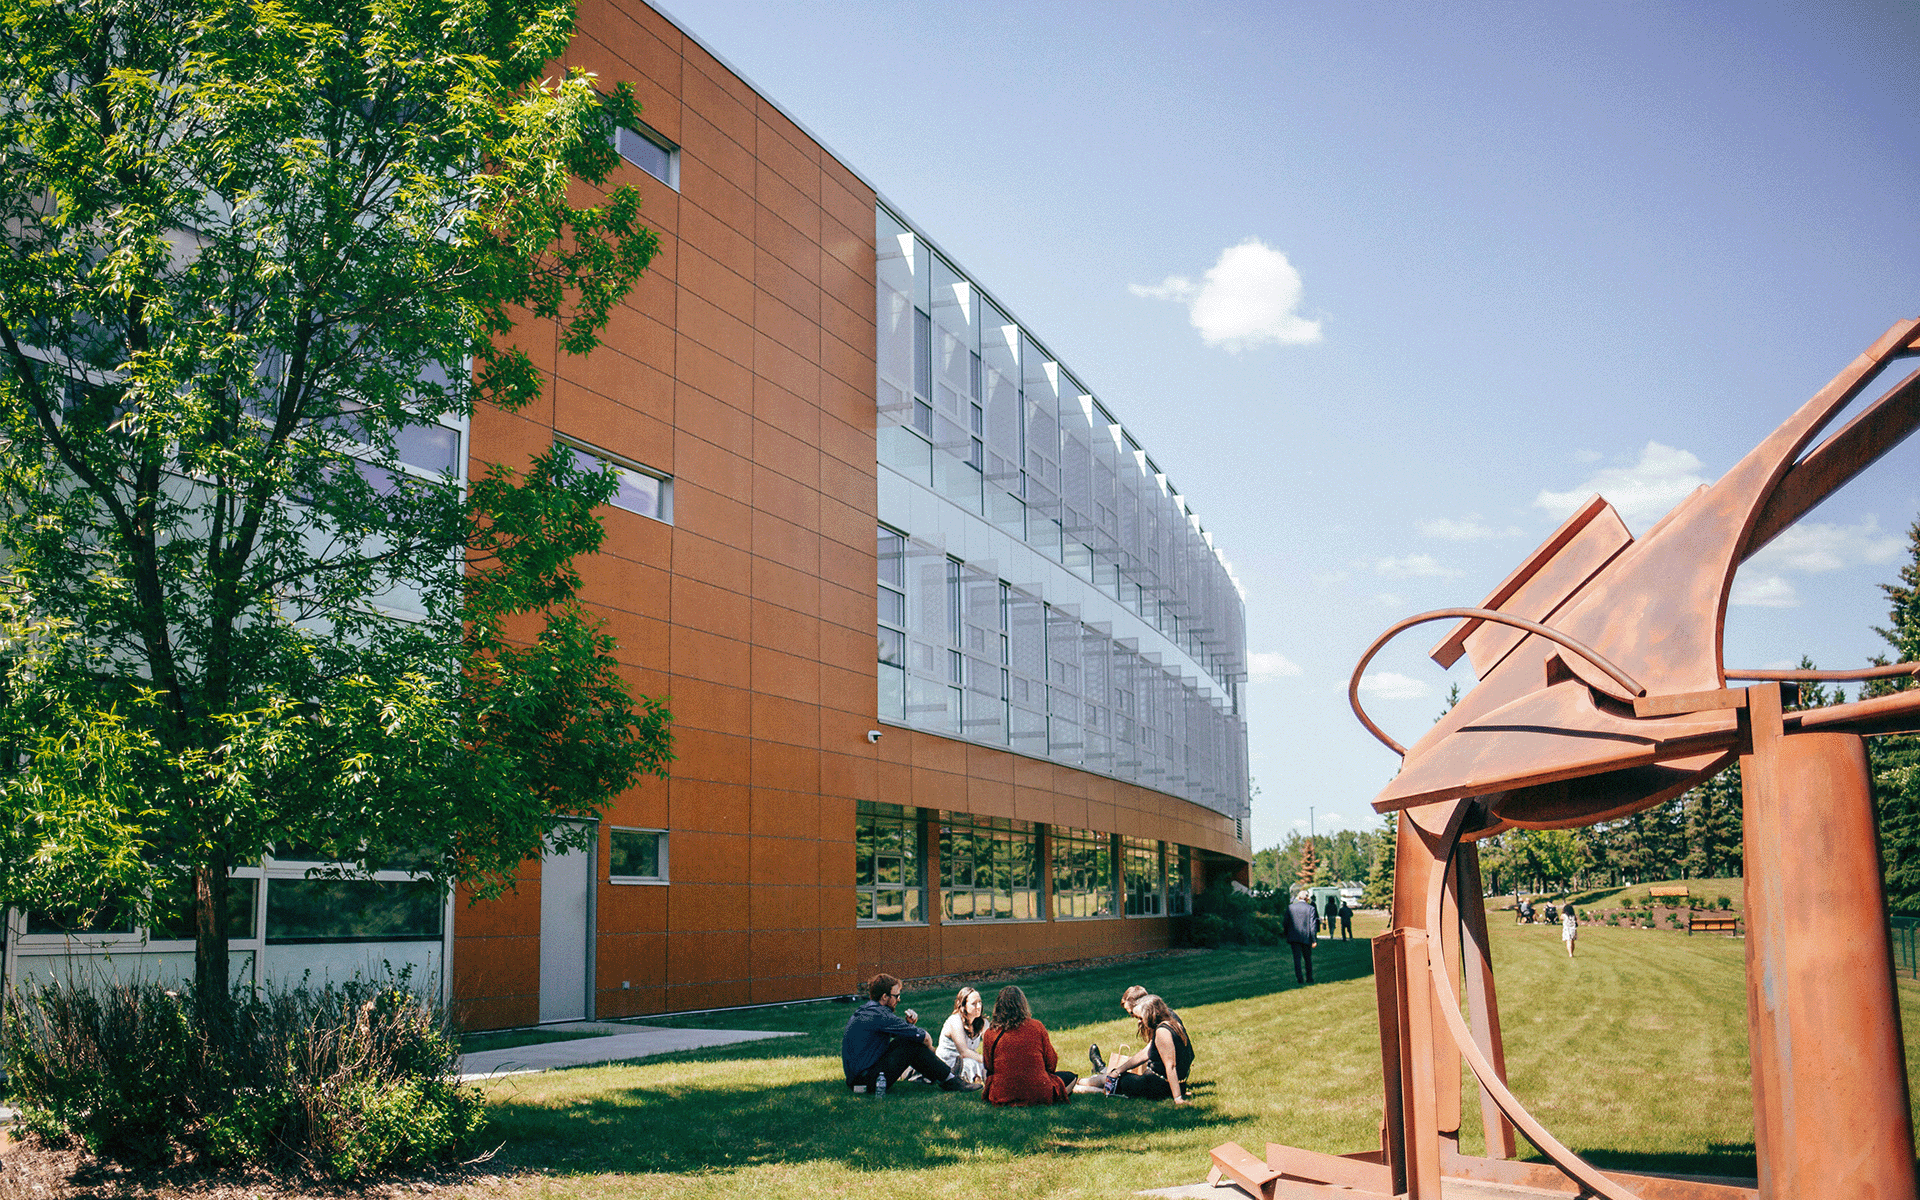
[1361, 813, 1397, 908]
[0, 0, 671, 999]
[1867, 519, 1920, 914]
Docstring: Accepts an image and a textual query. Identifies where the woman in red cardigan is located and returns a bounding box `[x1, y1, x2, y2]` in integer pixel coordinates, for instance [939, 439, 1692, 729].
[981, 985, 1076, 1106]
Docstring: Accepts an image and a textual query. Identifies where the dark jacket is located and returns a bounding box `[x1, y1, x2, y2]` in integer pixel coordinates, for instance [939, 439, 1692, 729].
[840, 1000, 926, 1083]
[1284, 899, 1320, 944]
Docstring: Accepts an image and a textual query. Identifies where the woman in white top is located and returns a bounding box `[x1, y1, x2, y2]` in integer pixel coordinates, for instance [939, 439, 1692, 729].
[937, 986, 987, 1083]
[1562, 906, 1579, 957]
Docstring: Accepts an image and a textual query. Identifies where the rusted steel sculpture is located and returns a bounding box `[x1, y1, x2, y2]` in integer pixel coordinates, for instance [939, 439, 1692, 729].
[1210, 316, 1920, 1200]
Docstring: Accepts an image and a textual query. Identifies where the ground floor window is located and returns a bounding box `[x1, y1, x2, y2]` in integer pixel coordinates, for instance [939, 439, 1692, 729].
[856, 801, 926, 924]
[1051, 826, 1116, 919]
[1167, 844, 1193, 916]
[939, 813, 1040, 920]
[609, 828, 668, 884]
[1124, 837, 1163, 916]
[265, 878, 443, 942]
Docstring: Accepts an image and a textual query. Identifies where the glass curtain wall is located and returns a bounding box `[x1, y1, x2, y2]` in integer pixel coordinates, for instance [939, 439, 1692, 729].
[875, 206, 1249, 824]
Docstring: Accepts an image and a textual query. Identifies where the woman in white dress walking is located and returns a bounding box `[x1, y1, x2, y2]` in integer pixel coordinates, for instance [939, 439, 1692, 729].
[1562, 906, 1579, 958]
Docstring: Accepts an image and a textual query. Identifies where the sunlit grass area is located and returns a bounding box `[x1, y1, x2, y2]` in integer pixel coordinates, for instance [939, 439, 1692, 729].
[454, 903, 1920, 1199]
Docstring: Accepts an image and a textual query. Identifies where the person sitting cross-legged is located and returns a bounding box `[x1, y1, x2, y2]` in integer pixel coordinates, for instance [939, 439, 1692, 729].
[841, 973, 982, 1093]
[1073, 994, 1193, 1104]
[981, 985, 1075, 1106]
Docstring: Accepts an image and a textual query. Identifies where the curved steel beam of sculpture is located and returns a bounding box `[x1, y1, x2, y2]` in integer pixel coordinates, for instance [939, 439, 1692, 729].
[1351, 608, 1647, 757]
[1417, 799, 1645, 1200]
[1725, 662, 1919, 683]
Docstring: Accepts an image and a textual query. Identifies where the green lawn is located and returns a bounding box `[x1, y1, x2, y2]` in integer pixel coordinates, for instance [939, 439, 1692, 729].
[462, 908, 1920, 1199]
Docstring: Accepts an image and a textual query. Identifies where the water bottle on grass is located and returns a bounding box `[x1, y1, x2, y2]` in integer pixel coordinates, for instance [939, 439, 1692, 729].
[875, 1072, 887, 1099]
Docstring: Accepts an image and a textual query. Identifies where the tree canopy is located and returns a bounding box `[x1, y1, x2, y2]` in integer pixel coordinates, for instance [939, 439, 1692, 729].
[0, 0, 670, 995]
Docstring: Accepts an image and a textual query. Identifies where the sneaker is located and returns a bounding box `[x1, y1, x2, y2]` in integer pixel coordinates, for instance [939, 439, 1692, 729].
[1089, 1043, 1106, 1074]
[941, 1076, 983, 1093]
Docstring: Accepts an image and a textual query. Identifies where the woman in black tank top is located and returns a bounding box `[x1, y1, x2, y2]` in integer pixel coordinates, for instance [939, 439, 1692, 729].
[1074, 993, 1193, 1103]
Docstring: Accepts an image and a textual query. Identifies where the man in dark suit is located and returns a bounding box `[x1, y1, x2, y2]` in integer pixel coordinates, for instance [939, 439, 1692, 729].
[1285, 892, 1320, 984]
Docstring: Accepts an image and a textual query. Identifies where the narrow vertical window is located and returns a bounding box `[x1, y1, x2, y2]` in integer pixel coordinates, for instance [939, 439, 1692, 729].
[856, 802, 925, 924]
[877, 527, 907, 721]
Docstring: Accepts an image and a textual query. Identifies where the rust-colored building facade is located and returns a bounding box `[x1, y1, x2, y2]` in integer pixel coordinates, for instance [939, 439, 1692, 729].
[451, 0, 1252, 1030]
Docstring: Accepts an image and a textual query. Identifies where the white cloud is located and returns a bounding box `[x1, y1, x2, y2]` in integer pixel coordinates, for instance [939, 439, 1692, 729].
[1746, 516, 1901, 574]
[1130, 238, 1322, 350]
[1248, 652, 1304, 681]
[1417, 515, 1522, 541]
[1375, 553, 1461, 578]
[1728, 516, 1900, 609]
[1535, 441, 1709, 528]
[1293, 811, 1358, 832]
[1730, 575, 1799, 608]
[1358, 671, 1433, 701]
[1373, 592, 1407, 607]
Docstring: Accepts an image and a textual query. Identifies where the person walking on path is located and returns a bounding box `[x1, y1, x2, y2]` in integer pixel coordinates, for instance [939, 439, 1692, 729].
[1338, 899, 1353, 940]
[1323, 892, 1339, 937]
[1285, 891, 1320, 984]
[1562, 907, 1579, 958]
[981, 985, 1074, 1106]
[841, 973, 982, 1093]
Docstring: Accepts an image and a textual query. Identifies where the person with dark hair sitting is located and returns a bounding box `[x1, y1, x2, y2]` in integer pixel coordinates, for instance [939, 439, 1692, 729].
[981, 985, 1074, 1106]
[841, 973, 982, 1093]
[1075, 994, 1193, 1104]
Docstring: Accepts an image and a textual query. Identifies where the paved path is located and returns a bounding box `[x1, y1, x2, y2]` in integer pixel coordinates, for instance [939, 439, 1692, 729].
[460, 1021, 802, 1081]
[1143, 1180, 1576, 1199]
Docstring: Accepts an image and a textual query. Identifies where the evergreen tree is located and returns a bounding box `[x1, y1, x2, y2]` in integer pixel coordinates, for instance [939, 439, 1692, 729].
[1295, 837, 1321, 893]
[1867, 518, 1920, 914]
[1361, 813, 1397, 908]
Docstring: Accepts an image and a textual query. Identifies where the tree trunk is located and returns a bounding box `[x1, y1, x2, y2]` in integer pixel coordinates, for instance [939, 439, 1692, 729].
[193, 856, 231, 1007]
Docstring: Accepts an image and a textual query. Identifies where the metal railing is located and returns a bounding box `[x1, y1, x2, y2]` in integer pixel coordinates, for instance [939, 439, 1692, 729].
[1893, 916, 1919, 980]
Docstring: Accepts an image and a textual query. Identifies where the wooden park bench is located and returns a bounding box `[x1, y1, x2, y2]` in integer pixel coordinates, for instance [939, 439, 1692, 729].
[1649, 885, 1690, 899]
[1689, 911, 1739, 935]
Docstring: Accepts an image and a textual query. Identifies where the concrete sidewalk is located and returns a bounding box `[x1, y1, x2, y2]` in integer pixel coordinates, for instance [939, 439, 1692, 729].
[460, 1021, 802, 1081]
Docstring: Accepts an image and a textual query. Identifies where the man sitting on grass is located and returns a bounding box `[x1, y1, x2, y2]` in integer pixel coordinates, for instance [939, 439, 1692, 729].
[841, 973, 983, 1093]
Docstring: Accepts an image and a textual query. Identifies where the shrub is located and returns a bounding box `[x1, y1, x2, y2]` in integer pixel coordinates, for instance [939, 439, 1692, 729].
[2, 969, 483, 1179]
[1187, 913, 1231, 948]
[1190, 882, 1278, 946]
[1716, 895, 1733, 911]
[2, 978, 193, 1159]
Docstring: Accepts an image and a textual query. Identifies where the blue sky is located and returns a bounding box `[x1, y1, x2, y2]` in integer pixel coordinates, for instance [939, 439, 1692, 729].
[652, 0, 1920, 850]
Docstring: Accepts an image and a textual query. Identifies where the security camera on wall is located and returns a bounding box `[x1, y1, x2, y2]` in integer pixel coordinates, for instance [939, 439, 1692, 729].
[867, 730, 882, 743]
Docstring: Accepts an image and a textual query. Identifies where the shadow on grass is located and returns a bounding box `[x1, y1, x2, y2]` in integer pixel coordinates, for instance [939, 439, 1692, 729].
[484, 1075, 1238, 1175]
[622, 942, 1377, 1043]
[477, 946, 1383, 1177]
[1561, 1144, 1757, 1179]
